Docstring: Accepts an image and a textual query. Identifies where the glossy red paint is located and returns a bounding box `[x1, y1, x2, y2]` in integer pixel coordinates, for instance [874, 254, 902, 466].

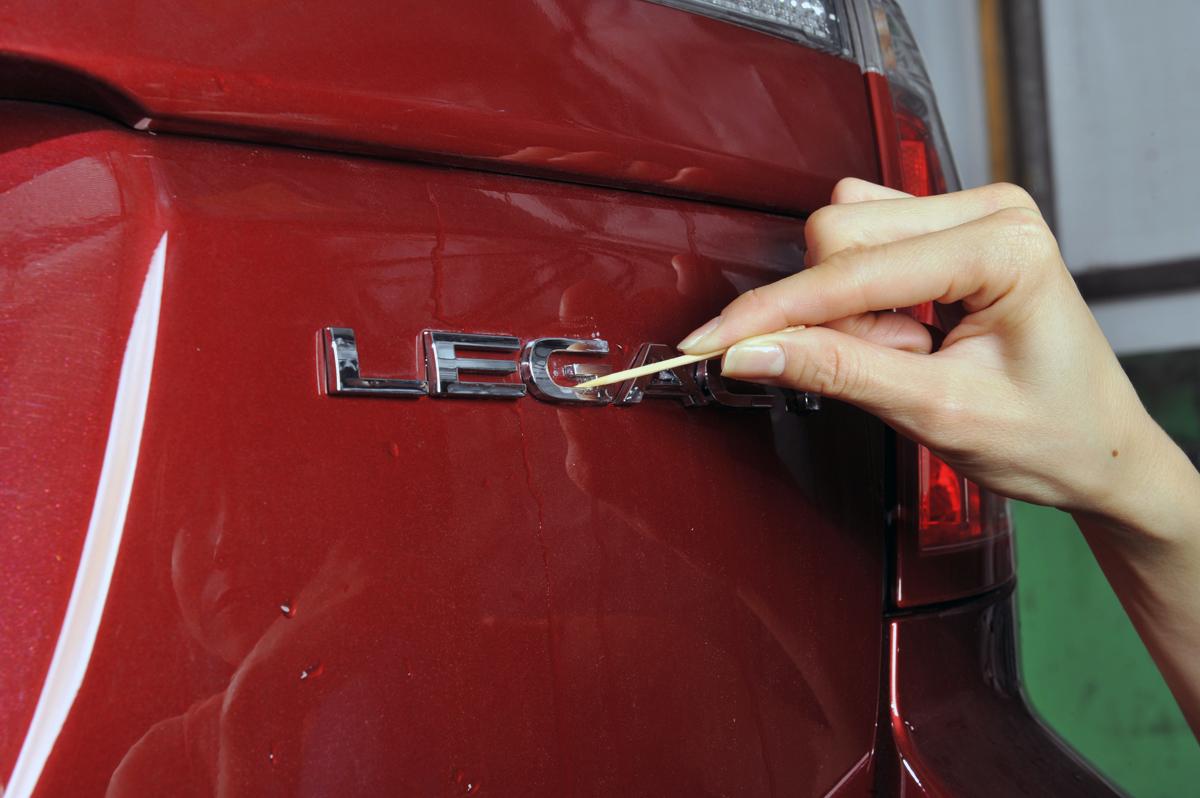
[0, 0, 878, 215]
[2, 103, 887, 795]
[0, 105, 165, 778]
[878, 590, 1120, 796]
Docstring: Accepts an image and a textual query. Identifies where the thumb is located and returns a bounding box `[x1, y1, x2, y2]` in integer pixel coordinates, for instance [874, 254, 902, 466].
[720, 326, 944, 427]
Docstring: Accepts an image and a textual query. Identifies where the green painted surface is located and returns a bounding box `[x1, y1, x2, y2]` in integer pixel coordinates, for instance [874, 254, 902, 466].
[1014, 503, 1200, 796]
[1014, 348, 1200, 797]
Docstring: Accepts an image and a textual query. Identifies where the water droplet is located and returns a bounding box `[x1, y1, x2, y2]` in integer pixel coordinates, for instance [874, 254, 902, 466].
[402, 657, 414, 678]
[268, 745, 279, 767]
[280, 601, 293, 618]
[388, 441, 401, 458]
[300, 662, 324, 681]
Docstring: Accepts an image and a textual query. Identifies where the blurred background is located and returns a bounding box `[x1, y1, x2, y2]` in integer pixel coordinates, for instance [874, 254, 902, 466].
[898, 1, 1200, 795]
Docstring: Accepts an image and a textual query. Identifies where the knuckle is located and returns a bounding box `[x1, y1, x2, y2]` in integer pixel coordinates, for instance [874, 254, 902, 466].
[924, 390, 970, 432]
[805, 204, 839, 235]
[731, 285, 785, 326]
[806, 341, 858, 398]
[830, 176, 867, 204]
[736, 285, 769, 313]
[984, 182, 1039, 212]
[806, 204, 879, 266]
[820, 246, 854, 274]
[990, 205, 1046, 235]
[804, 205, 846, 261]
[986, 206, 1056, 264]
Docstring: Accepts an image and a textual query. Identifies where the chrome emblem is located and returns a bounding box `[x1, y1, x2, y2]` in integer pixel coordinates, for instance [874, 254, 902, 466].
[322, 327, 812, 411]
[423, 331, 526, 399]
[324, 327, 426, 397]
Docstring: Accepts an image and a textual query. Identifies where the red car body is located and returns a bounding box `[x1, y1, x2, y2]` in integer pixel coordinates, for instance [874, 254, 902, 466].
[0, 1, 1118, 795]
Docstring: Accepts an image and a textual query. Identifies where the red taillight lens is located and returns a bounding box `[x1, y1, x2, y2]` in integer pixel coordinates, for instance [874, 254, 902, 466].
[896, 107, 947, 198]
[895, 438, 1013, 607]
[898, 135, 930, 196]
[861, 0, 1015, 606]
[895, 108, 938, 328]
[917, 446, 983, 549]
[893, 79, 975, 552]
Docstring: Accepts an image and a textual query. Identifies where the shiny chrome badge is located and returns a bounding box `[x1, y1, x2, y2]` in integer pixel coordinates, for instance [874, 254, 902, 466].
[423, 331, 526, 399]
[325, 327, 427, 397]
[321, 327, 805, 410]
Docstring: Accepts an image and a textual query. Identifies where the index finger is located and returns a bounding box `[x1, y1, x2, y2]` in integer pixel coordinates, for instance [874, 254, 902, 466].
[806, 181, 1041, 264]
[678, 207, 1049, 353]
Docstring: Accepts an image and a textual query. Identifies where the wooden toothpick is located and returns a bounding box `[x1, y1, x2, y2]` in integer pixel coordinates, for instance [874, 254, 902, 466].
[572, 349, 724, 390]
[572, 326, 805, 390]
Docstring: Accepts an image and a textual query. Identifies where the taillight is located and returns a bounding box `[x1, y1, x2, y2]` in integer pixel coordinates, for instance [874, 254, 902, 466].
[852, 0, 960, 192]
[647, 0, 851, 55]
[896, 108, 947, 198]
[854, 0, 1014, 606]
[918, 448, 980, 549]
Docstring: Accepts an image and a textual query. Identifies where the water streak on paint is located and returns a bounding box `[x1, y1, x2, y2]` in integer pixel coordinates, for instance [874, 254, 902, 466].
[426, 184, 448, 323]
[512, 402, 572, 789]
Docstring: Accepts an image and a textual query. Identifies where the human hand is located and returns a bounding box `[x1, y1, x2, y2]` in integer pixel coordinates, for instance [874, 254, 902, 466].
[677, 178, 1175, 528]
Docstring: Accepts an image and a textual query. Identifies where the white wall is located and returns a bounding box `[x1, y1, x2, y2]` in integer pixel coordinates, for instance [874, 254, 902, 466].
[1041, 0, 1200, 354]
[1042, 0, 1200, 272]
[898, 0, 1200, 355]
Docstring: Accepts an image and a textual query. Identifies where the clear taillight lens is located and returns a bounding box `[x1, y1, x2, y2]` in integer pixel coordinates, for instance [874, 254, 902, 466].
[855, 0, 960, 192]
[649, 0, 851, 54]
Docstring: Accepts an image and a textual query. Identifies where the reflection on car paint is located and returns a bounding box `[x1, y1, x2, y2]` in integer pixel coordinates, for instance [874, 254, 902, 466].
[3, 103, 887, 796]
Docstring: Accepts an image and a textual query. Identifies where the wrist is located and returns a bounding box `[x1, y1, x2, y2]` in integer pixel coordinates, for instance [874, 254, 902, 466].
[1074, 417, 1200, 549]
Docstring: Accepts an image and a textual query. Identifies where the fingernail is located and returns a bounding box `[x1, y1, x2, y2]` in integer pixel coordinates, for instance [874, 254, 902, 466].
[722, 343, 785, 378]
[678, 316, 722, 351]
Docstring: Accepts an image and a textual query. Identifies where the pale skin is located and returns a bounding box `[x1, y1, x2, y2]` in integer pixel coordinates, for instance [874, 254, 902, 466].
[677, 177, 1200, 737]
